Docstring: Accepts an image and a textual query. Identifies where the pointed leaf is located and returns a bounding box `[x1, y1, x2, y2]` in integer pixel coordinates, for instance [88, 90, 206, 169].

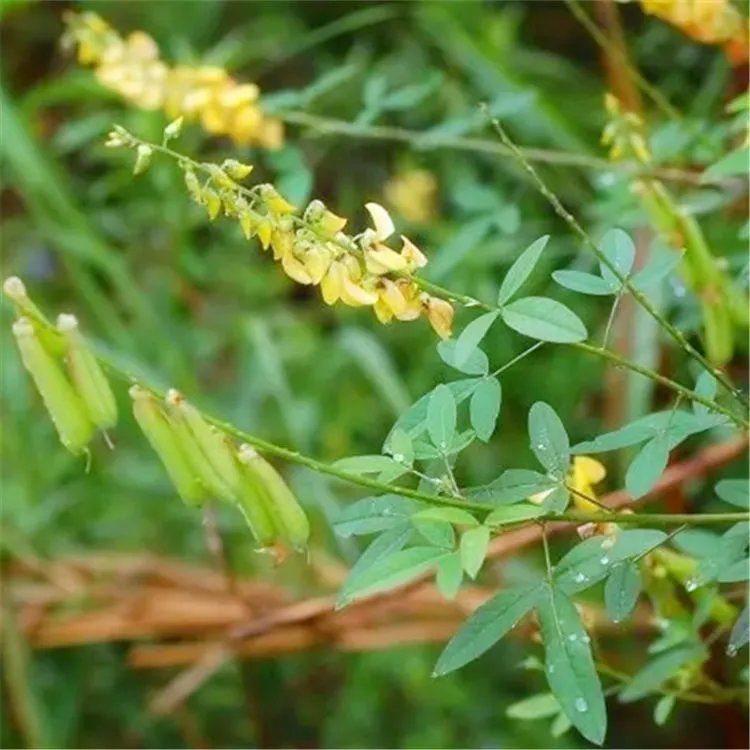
[497, 235, 550, 306]
[413, 518, 456, 549]
[619, 645, 705, 703]
[506, 693, 560, 720]
[454, 311, 499, 366]
[467, 469, 557, 505]
[427, 384, 457, 451]
[436, 552, 464, 599]
[501, 297, 587, 343]
[625, 434, 669, 498]
[337, 546, 450, 608]
[552, 270, 613, 296]
[437, 339, 489, 375]
[536, 586, 607, 745]
[384, 427, 414, 466]
[599, 228, 635, 287]
[631, 248, 683, 291]
[605, 561, 641, 622]
[335, 494, 418, 537]
[470, 377, 502, 442]
[433, 583, 544, 676]
[460, 525, 490, 578]
[529, 401, 570, 478]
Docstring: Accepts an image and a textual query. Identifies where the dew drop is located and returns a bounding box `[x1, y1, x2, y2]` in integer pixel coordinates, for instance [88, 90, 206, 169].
[393, 453, 404, 463]
[548, 664, 555, 674]
[727, 645, 738, 658]
[600, 556, 610, 566]
[536, 443, 545, 450]
[582, 635, 591, 644]
[568, 634, 577, 642]
[574, 572, 587, 584]
[575, 697, 588, 713]
[685, 578, 700, 592]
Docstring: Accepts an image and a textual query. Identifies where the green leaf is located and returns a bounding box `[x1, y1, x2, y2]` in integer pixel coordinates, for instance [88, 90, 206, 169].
[702, 146, 749, 180]
[506, 693, 560, 720]
[337, 525, 412, 605]
[555, 530, 666, 594]
[631, 248, 683, 292]
[528, 401, 570, 478]
[497, 235, 550, 306]
[501, 297, 587, 343]
[427, 384, 457, 451]
[437, 339, 489, 375]
[672, 529, 721, 557]
[467, 469, 557, 505]
[653, 695, 676, 726]
[599, 228, 635, 287]
[550, 711, 572, 737]
[717, 558, 749, 582]
[536, 586, 607, 745]
[333, 454, 404, 475]
[605, 561, 641, 622]
[542, 485, 570, 513]
[470, 377, 502, 442]
[692, 371, 717, 417]
[454, 311, 500, 367]
[572, 412, 669, 453]
[433, 583, 544, 676]
[413, 519, 456, 549]
[460, 525, 490, 578]
[337, 546, 450, 608]
[692, 524, 748, 587]
[413, 507, 478, 527]
[335, 494, 418, 537]
[619, 645, 706, 703]
[385, 427, 414, 466]
[383, 379, 479, 451]
[413, 428, 476, 458]
[625, 434, 669, 498]
[715, 479, 749, 509]
[552, 270, 613, 296]
[436, 552, 463, 599]
[728, 603, 748, 655]
[486, 503, 546, 526]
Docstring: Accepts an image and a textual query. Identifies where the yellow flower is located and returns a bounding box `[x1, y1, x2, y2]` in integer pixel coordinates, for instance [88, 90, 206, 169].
[383, 168, 438, 225]
[423, 295, 454, 339]
[570, 456, 607, 512]
[63, 11, 283, 149]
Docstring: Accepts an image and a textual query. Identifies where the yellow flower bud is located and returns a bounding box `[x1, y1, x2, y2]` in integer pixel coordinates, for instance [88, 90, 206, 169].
[259, 185, 296, 215]
[570, 455, 607, 513]
[425, 295, 454, 339]
[256, 218, 273, 249]
[13, 317, 94, 455]
[340, 278, 378, 307]
[202, 188, 222, 220]
[270, 227, 294, 261]
[301, 245, 331, 284]
[281, 254, 314, 285]
[400, 235, 428, 269]
[130, 385, 205, 506]
[163, 116, 184, 141]
[221, 158, 253, 180]
[321, 261, 345, 305]
[378, 278, 408, 317]
[57, 314, 117, 431]
[133, 143, 153, 175]
[373, 297, 394, 324]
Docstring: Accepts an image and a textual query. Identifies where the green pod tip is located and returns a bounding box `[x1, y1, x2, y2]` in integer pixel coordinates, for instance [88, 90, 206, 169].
[12, 316, 94, 455]
[235, 443, 278, 547]
[57, 313, 118, 431]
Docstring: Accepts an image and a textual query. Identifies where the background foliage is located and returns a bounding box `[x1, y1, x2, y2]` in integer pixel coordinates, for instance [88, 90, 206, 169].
[1, 1, 747, 748]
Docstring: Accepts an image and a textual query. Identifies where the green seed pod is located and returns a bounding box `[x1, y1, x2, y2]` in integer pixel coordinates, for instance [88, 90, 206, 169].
[57, 314, 118, 430]
[164, 389, 237, 502]
[4, 277, 64, 355]
[235, 445, 281, 547]
[130, 385, 205, 507]
[12, 317, 94, 455]
[237, 444, 310, 551]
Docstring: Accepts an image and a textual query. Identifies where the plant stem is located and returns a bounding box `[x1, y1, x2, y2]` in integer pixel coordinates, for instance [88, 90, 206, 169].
[276, 110, 715, 186]
[484, 113, 749, 412]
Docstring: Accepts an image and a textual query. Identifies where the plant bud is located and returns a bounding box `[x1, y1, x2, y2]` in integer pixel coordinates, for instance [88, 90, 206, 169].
[259, 184, 296, 215]
[235, 445, 279, 546]
[202, 188, 222, 220]
[130, 385, 205, 506]
[237, 445, 309, 550]
[163, 116, 184, 141]
[165, 389, 239, 502]
[57, 314, 118, 430]
[424, 295, 454, 339]
[365, 246, 407, 275]
[3, 276, 64, 354]
[221, 158, 253, 180]
[184, 169, 202, 202]
[364, 202, 395, 242]
[133, 144, 153, 175]
[13, 317, 94, 454]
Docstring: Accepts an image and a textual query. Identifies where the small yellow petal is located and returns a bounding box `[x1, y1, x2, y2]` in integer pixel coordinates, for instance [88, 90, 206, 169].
[365, 202, 395, 243]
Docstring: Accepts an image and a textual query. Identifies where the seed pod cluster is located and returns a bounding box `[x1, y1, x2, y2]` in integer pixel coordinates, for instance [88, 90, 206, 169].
[130, 388, 310, 550]
[5, 277, 118, 454]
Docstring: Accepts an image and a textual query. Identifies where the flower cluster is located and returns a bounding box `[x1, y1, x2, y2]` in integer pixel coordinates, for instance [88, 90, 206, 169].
[62, 11, 283, 149]
[108, 125, 454, 338]
[638, 0, 749, 64]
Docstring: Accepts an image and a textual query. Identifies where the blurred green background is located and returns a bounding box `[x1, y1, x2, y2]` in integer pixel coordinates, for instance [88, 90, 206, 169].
[1, 1, 747, 747]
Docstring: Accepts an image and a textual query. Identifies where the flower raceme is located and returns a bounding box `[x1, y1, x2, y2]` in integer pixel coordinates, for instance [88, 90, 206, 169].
[108, 125, 455, 338]
[62, 11, 283, 149]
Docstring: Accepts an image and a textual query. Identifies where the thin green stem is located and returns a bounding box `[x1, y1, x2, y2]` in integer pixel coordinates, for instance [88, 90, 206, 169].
[484, 113, 749, 412]
[276, 110, 715, 186]
[491, 341, 545, 378]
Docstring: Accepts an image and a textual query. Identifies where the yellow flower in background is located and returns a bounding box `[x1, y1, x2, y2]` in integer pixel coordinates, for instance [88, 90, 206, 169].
[63, 12, 283, 149]
[569, 456, 607, 512]
[639, 0, 749, 64]
[384, 168, 438, 225]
